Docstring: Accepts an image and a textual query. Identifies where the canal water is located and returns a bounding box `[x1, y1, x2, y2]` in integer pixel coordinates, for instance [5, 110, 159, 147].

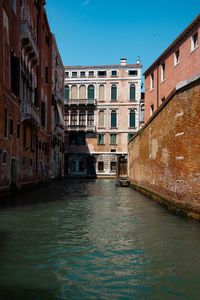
[0, 179, 200, 300]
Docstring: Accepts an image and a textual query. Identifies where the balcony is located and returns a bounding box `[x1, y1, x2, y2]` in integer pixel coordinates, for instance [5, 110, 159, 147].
[55, 90, 64, 103]
[65, 124, 96, 132]
[20, 100, 40, 126]
[64, 99, 96, 106]
[20, 21, 39, 65]
[54, 124, 64, 136]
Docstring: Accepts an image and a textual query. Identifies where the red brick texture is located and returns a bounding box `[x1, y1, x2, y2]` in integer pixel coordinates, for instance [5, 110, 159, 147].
[128, 75, 200, 215]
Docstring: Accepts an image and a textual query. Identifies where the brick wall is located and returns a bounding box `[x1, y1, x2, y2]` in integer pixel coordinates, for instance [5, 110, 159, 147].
[128, 73, 200, 216]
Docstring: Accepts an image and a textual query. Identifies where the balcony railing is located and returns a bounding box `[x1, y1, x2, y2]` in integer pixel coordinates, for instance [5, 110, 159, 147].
[20, 100, 40, 126]
[64, 99, 96, 106]
[20, 21, 39, 64]
[65, 124, 96, 132]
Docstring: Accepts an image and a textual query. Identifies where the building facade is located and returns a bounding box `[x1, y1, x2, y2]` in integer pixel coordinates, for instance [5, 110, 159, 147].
[0, 0, 64, 195]
[64, 58, 142, 178]
[144, 14, 200, 122]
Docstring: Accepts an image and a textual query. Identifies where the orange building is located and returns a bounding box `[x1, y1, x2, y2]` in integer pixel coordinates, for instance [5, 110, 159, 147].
[144, 14, 200, 122]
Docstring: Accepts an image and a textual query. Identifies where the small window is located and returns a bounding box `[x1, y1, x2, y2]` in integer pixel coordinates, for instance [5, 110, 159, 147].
[98, 71, 106, 77]
[174, 49, 180, 65]
[111, 110, 117, 128]
[65, 71, 69, 78]
[89, 71, 94, 77]
[45, 66, 48, 83]
[98, 161, 104, 172]
[129, 110, 136, 128]
[150, 104, 154, 116]
[9, 119, 13, 136]
[110, 161, 116, 171]
[150, 73, 154, 90]
[80, 71, 86, 77]
[161, 97, 165, 103]
[161, 63, 165, 81]
[112, 70, 117, 76]
[97, 134, 104, 145]
[191, 32, 198, 51]
[110, 149, 116, 152]
[110, 134, 117, 145]
[2, 152, 7, 164]
[4, 108, 7, 138]
[111, 85, 117, 101]
[129, 70, 138, 76]
[17, 124, 20, 139]
[72, 71, 77, 78]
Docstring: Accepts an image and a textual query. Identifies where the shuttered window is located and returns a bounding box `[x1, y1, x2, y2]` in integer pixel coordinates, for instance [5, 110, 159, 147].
[111, 111, 117, 128]
[79, 85, 86, 99]
[99, 85, 104, 100]
[64, 85, 69, 99]
[71, 85, 77, 99]
[129, 110, 136, 128]
[99, 110, 104, 127]
[111, 85, 117, 101]
[88, 85, 94, 99]
[110, 134, 117, 145]
[130, 84, 136, 100]
[97, 134, 104, 145]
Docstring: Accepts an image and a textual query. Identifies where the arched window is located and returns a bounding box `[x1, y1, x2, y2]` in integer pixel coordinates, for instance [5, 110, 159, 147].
[99, 110, 104, 127]
[111, 110, 117, 128]
[111, 85, 117, 101]
[129, 110, 136, 128]
[99, 85, 104, 101]
[71, 85, 77, 100]
[64, 85, 69, 100]
[79, 85, 86, 99]
[130, 84, 136, 100]
[88, 85, 94, 99]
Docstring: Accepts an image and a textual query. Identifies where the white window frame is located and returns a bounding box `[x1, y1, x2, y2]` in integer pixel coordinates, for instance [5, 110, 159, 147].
[191, 32, 198, 51]
[150, 73, 154, 90]
[174, 48, 180, 66]
[161, 63, 165, 82]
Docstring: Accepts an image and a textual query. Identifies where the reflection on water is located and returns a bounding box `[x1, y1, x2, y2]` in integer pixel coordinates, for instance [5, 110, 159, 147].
[0, 179, 200, 299]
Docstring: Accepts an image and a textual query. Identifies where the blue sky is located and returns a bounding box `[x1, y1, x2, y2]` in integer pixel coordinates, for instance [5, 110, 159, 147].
[46, 0, 199, 73]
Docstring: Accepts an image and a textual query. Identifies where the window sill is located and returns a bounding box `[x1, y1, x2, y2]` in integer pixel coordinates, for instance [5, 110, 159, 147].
[129, 127, 137, 129]
[150, 88, 154, 93]
[110, 127, 118, 129]
[174, 62, 180, 68]
[190, 45, 199, 54]
[97, 144, 105, 146]
[160, 79, 166, 84]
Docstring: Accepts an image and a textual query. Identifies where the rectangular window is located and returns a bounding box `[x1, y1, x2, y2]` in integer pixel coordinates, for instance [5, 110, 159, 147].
[89, 71, 94, 77]
[98, 161, 104, 172]
[161, 97, 165, 103]
[161, 63, 165, 81]
[23, 123, 26, 148]
[9, 119, 13, 136]
[112, 70, 117, 76]
[129, 111, 136, 128]
[129, 70, 138, 76]
[4, 108, 7, 137]
[12, 0, 16, 13]
[87, 112, 94, 126]
[72, 71, 77, 77]
[174, 49, 180, 65]
[128, 134, 134, 142]
[110, 134, 117, 145]
[110, 161, 116, 171]
[150, 73, 154, 89]
[65, 71, 69, 78]
[10, 51, 20, 96]
[97, 134, 104, 145]
[111, 111, 117, 128]
[80, 71, 86, 77]
[17, 124, 20, 139]
[191, 32, 198, 51]
[45, 66, 48, 83]
[46, 35, 50, 47]
[150, 104, 154, 116]
[111, 86, 117, 101]
[98, 71, 106, 77]
[2, 152, 7, 164]
[41, 101, 46, 127]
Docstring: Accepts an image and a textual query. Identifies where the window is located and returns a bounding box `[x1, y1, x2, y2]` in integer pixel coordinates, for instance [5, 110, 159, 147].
[41, 101, 46, 127]
[71, 112, 77, 126]
[79, 85, 86, 99]
[110, 162, 116, 171]
[46, 35, 50, 47]
[71, 160, 76, 172]
[111, 85, 117, 101]
[110, 134, 117, 145]
[174, 49, 180, 65]
[45, 66, 48, 83]
[129, 110, 136, 128]
[79, 160, 85, 172]
[191, 32, 198, 51]
[80, 71, 86, 77]
[128, 134, 134, 142]
[110, 149, 116, 152]
[111, 110, 117, 128]
[64, 85, 69, 99]
[112, 70, 117, 76]
[88, 85, 94, 99]
[89, 71, 94, 77]
[23, 123, 26, 148]
[4, 108, 7, 137]
[130, 84, 136, 100]
[71, 85, 78, 99]
[98, 71, 106, 77]
[98, 161, 104, 172]
[79, 111, 86, 126]
[64, 113, 69, 126]
[150, 73, 154, 90]
[72, 71, 77, 78]
[2, 152, 7, 164]
[87, 111, 94, 126]
[129, 70, 138, 76]
[65, 71, 69, 78]
[17, 124, 20, 139]
[12, 0, 16, 13]
[99, 110, 105, 127]
[150, 104, 154, 116]
[161, 97, 165, 103]
[9, 119, 13, 136]
[10, 51, 20, 96]
[99, 85, 104, 101]
[161, 63, 165, 81]
[140, 104, 145, 122]
[97, 134, 104, 145]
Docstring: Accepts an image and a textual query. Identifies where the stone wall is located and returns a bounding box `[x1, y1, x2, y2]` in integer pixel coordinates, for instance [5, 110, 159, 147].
[128, 73, 200, 218]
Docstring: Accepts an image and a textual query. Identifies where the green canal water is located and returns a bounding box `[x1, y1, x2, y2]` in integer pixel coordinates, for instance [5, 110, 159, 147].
[0, 179, 200, 299]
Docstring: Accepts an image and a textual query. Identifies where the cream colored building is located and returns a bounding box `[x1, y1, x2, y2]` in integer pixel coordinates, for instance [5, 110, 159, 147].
[64, 58, 142, 177]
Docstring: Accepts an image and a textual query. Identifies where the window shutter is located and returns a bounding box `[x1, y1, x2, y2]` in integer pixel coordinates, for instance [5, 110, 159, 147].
[99, 111, 104, 127]
[99, 85, 104, 100]
[111, 112, 117, 127]
[130, 85, 135, 100]
[65, 86, 69, 99]
[88, 85, 94, 99]
[111, 86, 117, 101]
[130, 111, 135, 127]
[79, 85, 86, 99]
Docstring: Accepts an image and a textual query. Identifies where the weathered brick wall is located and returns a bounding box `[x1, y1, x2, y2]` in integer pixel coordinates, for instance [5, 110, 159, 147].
[128, 74, 200, 213]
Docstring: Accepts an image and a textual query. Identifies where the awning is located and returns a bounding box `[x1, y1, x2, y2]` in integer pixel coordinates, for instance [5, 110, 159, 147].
[57, 104, 65, 127]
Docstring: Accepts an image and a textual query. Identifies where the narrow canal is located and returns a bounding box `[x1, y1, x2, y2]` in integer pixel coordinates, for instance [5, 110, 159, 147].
[0, 179, 200, 299]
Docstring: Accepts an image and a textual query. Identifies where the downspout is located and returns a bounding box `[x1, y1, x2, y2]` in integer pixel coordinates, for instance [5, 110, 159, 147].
[157, 63, 159, 109]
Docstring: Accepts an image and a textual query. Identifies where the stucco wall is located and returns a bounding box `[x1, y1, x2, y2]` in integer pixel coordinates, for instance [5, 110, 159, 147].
[128, 74, 200, 215]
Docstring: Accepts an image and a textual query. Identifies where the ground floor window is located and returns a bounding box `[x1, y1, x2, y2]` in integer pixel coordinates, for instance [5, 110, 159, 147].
[98, 161, 104, 172]
[110, 161, 116, 172]
[71, 160, 76, 172]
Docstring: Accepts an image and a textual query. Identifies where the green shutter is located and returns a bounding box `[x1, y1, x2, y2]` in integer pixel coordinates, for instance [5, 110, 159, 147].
[111, 112, 117, 128]
[88, 85, 94, 99]
[111, 86, 117, 101]
[65, 87, 69, 99]
[130, 85, 135, 100]
[130, 111, 135, 127]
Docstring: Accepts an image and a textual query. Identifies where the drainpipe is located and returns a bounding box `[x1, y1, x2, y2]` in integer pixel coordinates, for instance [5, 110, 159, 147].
[157, 63, 159, 109]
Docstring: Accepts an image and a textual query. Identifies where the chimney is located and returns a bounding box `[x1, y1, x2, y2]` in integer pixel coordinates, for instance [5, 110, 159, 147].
[136, 59, 140, 64]
[121, 58, 127, 66]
